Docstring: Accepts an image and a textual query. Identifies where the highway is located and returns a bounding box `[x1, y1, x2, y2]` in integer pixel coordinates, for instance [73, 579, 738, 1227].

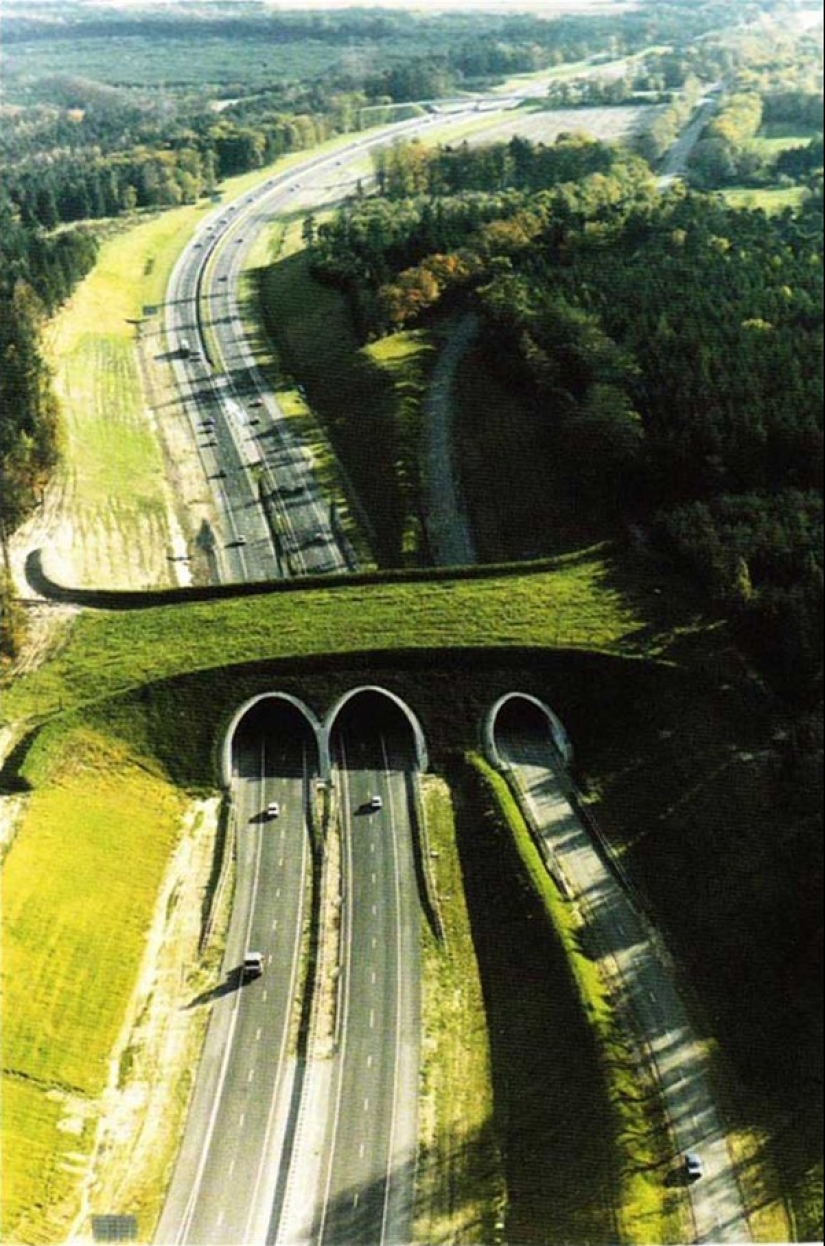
[156, 713, 314, 1245]
[162, 113, 446, 585]
[276, 708, 422, 1246]
[496, 714, 751, 1246]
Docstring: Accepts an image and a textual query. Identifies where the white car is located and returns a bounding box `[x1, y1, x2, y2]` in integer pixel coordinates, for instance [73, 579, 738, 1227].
[266, 801, 280, 819]
[684, 1152, 704, 1182]
[369, 794, 383, 811]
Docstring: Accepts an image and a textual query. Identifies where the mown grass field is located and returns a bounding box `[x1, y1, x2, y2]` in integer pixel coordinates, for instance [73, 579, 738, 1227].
[1, 724, 185, 1245]
[723, 185, 809, 213]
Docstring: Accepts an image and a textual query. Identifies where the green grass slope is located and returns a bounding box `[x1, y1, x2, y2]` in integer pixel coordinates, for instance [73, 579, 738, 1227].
[1, 723, 185, 1244]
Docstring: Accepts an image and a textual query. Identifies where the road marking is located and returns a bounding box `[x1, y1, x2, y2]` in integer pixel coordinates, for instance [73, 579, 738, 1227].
[353, 1193, 360, 1210]
[370, 1009, 375, 1030]
[228, 1159, 235, 1176]
[367, 1054, 373, 1069]
[239, 1113, 245, 1128]
[262, 990, 268, 1001]
[276, 888, 281, 899]
[272, 919, 278, 932]
[279, 857, 284, 868]
[372, 971, 376, 985]
[372, 936, 377, 949]
[372, 872, 377, 885]
[372, 904, 377, 916]
[248, 1068, 255, 1083]
[364, 1098, 370, 1112]
[649, 990, 657, 1002]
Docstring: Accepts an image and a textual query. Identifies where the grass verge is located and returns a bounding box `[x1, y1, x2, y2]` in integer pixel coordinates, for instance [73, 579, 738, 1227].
[255, 245, 437, 566]
[415, 774, 505, 1244]
[457, 753, 682, 1246]
[0, 721, 186, 1243]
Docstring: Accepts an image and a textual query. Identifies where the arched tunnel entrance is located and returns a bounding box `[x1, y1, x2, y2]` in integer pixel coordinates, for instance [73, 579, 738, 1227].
[486, 693, 572, 771]
[325, 687, 428, 776]
[223, 694, 322, 787]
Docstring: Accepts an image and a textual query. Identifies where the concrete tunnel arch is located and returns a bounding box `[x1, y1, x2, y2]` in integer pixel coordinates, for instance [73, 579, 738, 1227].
[323, 686, 429, 773]
[485, 692, 573, 771]
[221, 692, 326, 787]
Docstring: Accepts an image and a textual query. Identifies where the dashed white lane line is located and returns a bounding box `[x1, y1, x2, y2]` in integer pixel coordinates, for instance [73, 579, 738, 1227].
[372, 872, 377, 885]
[371, 971, 376, 985]
[248, 1068, 255, 1083]
[239, 1113, 245, 1128]
[360, 1142, 366, 1158]
[272, 918, 278, 932]
[369, 1009, 375, 1030]
[364, 1098, 370, 1112]
[256, 1028, 262, 1041]
[367, 1054, 373, 1069]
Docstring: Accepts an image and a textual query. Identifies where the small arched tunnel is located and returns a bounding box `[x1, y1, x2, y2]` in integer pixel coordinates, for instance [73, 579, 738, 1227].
[223, 694, 322, 787]
[486, 693, 572, 772]
[325, 687, 428, 775]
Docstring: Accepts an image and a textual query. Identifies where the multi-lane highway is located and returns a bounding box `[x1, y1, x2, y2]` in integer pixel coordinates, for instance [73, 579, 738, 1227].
[312, 716, 420, 1246]
[162, 114, 447, 585]
[157, 708, 315, 1245]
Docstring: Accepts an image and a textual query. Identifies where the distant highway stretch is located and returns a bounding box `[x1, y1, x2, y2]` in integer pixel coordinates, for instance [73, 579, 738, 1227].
[162, 111, 451, 585]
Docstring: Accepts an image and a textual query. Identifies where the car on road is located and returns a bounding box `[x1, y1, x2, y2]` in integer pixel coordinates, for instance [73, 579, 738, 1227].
[684, 1152, 704, 1182]
[242, 951, 263, 980]
[266, 801, 280, 819]
[369, 794, 383, 811]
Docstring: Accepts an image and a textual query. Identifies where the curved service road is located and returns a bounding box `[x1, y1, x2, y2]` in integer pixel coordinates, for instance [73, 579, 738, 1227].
[496, 709, 751, 1246]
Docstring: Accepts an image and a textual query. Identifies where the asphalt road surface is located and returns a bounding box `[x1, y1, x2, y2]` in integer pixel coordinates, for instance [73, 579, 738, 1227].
[497, 720, 752, 1245]
[277, 713, 422, 1246]
[156, 724, 313, 1245]
[162, 114, 449, 585]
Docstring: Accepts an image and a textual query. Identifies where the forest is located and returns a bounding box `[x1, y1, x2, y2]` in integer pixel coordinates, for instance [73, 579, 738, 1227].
[309, 134, 823, 699]
[1, 0, 822, 675]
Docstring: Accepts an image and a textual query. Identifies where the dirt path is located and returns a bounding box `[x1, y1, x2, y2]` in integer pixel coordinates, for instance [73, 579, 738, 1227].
[422, 313, 479, 567]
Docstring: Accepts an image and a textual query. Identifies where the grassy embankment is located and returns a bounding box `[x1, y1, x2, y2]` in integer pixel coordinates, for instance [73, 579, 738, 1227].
[0, 724, 186, 1245]
[455, 754, 683, 1246]
[415, 776, 506, 1244]
[256, 235, 437, 566]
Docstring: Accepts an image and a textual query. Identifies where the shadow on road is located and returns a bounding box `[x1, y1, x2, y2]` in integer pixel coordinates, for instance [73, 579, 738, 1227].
[186, 965, 245, 1009]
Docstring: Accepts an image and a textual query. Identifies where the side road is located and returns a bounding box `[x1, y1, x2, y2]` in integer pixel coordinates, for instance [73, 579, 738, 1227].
[422, 313, 479, 567]
[499, 725, 752, 1246]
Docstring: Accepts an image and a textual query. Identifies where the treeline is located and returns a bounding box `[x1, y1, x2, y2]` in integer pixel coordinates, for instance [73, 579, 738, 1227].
[3, 112, 341, 230]
[0, 202, 99, 660]
[310, 136, 823, 696]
